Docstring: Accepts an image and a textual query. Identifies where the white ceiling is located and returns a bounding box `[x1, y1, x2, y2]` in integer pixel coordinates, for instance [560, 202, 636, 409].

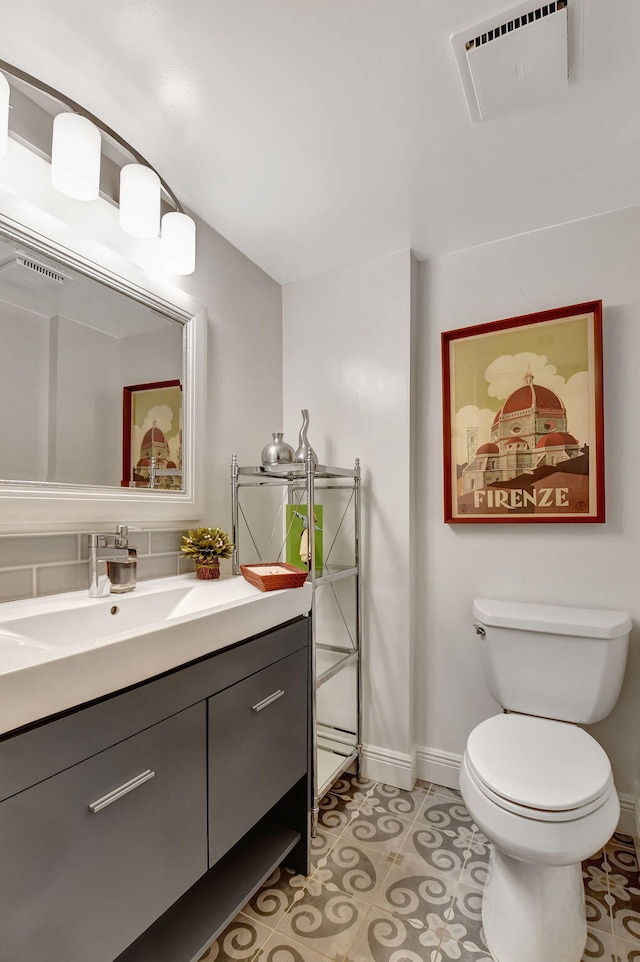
[4, 0, 640, 284]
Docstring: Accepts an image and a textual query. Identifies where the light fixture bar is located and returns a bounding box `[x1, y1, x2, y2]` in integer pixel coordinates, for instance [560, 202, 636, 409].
[0, 57, 184, 215]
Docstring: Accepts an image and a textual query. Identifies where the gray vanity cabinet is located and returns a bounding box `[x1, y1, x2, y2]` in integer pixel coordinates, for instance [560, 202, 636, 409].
[0, 702, 207, 962]
[208, 647, 308, 865]
[0, 614, 310, 962]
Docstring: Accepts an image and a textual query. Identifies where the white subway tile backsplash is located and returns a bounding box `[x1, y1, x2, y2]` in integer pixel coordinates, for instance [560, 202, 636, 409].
[0, 535, 79, 568]
[36, 562, 89, 597]
[137, 553, 180, 581]
[0, 525, 192, 603]
[126, 530, 152, 555]
[178, 555, 196, 575]
[150, 530, 183, 554]
[0, 568, 34, 602]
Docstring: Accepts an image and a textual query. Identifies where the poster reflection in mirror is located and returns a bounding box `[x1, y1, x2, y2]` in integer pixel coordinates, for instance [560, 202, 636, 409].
[441, 301, 604, 524]
[122, 380, 183, 489]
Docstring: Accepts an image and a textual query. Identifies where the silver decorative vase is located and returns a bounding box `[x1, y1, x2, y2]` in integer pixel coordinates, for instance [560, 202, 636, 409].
[261, 432, 295, 465]
[294, 409, 318, 464]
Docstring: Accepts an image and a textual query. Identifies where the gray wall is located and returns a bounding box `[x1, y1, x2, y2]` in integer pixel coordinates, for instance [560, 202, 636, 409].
[51, 315, 121, 486]
[180, 211, 284, 525]
[0, 303, 49, 481]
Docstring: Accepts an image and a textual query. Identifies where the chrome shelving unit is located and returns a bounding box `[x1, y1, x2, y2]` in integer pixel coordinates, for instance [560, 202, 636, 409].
[231, 454, 362, 835]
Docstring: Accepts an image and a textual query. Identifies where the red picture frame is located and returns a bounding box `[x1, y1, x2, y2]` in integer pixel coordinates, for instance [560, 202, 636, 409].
[442, 301, 604, 524]
[122, 379, 182, 489]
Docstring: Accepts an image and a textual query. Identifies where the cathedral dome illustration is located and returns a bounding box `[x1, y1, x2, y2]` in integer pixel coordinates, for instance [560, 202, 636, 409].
[131, 417, 182, 490]
[136, 419, 172, 475]
[461, 366, 581, 498]
[142, 424, 167, 446]
[536, 432, 578, 448]
[499, 382, 566, 418]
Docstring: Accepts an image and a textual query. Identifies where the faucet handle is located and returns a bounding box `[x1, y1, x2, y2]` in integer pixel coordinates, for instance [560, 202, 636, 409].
[88, 532, 110, 547]
[115, 524, 143, 546]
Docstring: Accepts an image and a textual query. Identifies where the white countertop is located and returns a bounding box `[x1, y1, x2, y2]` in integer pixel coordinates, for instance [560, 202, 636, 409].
[0, 573, 312, 736]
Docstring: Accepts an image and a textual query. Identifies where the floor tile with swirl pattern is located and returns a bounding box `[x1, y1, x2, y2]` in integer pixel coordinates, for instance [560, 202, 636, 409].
[197, 775, 640, 962]
[198, 912, 271, 961]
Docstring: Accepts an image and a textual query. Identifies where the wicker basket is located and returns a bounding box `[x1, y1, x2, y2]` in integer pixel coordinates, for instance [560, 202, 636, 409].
[240, 563, 308, 592]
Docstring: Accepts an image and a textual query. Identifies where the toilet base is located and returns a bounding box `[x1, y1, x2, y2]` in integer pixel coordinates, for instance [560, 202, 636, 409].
[482, 847, 586, 962]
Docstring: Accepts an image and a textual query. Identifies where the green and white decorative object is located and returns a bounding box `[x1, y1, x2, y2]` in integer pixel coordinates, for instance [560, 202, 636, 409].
[180, 527, 234, 580]
[285, 504, 323, 573]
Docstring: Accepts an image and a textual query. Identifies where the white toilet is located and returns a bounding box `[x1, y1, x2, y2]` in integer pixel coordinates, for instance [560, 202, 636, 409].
[460, 599, 632, 962]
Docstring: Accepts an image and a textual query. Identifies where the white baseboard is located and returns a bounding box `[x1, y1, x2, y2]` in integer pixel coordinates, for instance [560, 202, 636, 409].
[360, 742, 416, 790]
[367, 741, 637, 839]
[618, 793, 639, 840]
[415, 745, 462, 792]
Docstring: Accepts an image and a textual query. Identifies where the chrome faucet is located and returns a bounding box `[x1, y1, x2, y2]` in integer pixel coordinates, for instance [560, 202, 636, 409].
[88, 525, 138, 598]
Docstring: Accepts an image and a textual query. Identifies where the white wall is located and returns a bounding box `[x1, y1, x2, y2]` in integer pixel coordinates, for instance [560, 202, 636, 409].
[283, 250, 415, 784]
[0, 302, 49, 481]
[415, 205, 640, 799]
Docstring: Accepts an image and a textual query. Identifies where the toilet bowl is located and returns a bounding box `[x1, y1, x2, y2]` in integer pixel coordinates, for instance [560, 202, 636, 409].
[460, 714, 620, 962]
[463, 599, 631, 962]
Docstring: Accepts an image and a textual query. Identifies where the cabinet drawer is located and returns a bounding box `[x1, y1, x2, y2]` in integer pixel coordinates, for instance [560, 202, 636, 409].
[208, 647, 308, 866]
[0, 703, 207, 962]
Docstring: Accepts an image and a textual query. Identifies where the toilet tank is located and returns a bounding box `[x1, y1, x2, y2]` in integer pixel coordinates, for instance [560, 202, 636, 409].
[472, 599, 632, 724]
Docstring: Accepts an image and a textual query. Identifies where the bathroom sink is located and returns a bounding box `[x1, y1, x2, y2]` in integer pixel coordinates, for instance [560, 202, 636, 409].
[0, 574, 312, 736]
[0, 586, 196, 650]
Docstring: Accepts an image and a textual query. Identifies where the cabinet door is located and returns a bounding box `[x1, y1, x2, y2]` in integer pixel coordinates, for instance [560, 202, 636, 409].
[0, 703, 207, 962]
[208, 647, 308, 866]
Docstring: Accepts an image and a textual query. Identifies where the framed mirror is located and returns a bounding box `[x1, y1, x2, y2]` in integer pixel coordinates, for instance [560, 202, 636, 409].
[0, 214, 206, 527]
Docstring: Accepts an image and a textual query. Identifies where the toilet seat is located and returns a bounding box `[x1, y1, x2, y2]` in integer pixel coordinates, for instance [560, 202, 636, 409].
[466, 713, 613, 822]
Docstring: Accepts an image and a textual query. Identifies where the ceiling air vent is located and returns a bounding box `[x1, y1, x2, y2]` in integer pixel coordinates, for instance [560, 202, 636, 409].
[0, 253, 70, 289]
[451, 0, 570, 122]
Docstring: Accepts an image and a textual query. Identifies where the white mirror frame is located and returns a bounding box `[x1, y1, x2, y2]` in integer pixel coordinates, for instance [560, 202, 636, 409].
[0, 208, 206, 532]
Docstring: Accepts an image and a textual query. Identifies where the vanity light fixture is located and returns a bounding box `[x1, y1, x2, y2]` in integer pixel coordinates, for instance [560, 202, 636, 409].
[119, 163, 161, 238]
[0, 72, 9, 158]
[0, 59, 197, 275]
[51, 113, 101, 201]
[161, 211, 196, 276]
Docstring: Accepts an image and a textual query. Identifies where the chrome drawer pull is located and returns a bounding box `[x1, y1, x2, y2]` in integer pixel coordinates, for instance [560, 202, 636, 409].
[88, 769, 155, 813]
[252, 689, 285, 712]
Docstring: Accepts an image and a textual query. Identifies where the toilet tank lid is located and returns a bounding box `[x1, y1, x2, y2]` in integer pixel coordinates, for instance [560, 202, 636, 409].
[473, 599, 632, 639]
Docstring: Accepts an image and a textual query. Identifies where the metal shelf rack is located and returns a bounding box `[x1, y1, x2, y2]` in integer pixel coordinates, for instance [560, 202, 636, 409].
[231, 454, 362, 834]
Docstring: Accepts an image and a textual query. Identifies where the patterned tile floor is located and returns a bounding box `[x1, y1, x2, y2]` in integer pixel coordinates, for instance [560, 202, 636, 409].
[198, 776, 640, 962]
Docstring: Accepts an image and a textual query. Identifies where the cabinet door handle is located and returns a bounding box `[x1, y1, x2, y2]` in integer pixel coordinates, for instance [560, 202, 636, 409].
[252, 689, 285, 712]
[88, 769, 155, 813]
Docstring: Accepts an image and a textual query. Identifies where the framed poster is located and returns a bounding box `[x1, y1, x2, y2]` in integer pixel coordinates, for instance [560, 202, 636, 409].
[122, 380, 183, 489]
[442, 301, 604, 524]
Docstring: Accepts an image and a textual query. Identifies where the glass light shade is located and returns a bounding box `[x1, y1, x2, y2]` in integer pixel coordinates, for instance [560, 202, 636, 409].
[51, 113, 101, 201]
[119, 164, 161, 238]
[161, 211, 196, 275]
[0, 73, 9, 159]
